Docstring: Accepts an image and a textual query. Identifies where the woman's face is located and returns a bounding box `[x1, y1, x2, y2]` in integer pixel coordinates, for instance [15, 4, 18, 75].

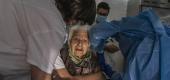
[70, 30, 89, 59]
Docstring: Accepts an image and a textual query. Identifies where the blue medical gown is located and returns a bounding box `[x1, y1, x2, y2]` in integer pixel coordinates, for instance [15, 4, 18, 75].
[89, 9, 170, 80]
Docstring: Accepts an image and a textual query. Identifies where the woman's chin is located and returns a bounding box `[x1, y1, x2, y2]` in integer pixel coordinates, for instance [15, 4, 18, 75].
[75, 55, 83, 59]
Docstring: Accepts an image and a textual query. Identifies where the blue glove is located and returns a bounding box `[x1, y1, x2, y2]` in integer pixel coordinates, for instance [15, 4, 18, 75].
[97, 52, 113, 78]
[97, 52, 122, 80]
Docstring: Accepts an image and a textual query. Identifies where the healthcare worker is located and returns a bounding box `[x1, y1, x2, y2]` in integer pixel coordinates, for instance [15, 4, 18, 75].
[90, 9, 160, 80]
[0, 0, 97, 80]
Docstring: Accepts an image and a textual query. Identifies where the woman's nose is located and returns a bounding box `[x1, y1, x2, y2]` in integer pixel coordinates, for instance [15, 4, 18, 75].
[77, 40, 83, 47]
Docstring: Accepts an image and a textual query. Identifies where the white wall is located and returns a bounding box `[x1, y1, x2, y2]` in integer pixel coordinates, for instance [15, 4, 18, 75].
[126, 0, 141, 16]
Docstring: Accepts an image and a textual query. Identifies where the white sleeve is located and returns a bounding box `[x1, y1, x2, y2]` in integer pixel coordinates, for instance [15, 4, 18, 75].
[20, 0, 67, 74]
[27, 31, 66, 74]
[54, 55, 65, 69]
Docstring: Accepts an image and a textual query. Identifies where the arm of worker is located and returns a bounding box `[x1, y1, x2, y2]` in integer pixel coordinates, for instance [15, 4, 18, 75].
[30, 54, 67, 80]
[74, 71, 105, 80]
[31, 65, 51, 80]
[29, 50, 67, 80]
[53, 68, 105, 80]
[53, 68, 77, 80]
[26, 31, 66, 80]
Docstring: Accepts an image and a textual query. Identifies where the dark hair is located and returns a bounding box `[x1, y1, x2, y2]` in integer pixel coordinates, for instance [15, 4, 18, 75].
[97, 2, 110, 11]
[55, 0, 96, 25]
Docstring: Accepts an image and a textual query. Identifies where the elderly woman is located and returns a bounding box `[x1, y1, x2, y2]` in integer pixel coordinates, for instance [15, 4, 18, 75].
[62, 25, 100, 75]
[52, 25, 104, 80]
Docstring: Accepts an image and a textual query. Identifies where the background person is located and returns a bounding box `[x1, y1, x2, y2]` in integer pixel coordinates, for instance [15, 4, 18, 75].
[96, 2, 110, 23]
[96, 2, 124, 73]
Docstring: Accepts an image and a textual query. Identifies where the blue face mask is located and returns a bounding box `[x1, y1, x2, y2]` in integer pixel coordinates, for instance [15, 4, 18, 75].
[96, 14, 107, 23]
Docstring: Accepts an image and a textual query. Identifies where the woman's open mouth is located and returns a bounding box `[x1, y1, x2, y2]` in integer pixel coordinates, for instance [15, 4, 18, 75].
[76, 48, 83, 51]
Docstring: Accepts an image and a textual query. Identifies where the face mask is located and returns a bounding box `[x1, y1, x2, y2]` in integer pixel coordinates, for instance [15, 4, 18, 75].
[96, 14, 107, 23]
